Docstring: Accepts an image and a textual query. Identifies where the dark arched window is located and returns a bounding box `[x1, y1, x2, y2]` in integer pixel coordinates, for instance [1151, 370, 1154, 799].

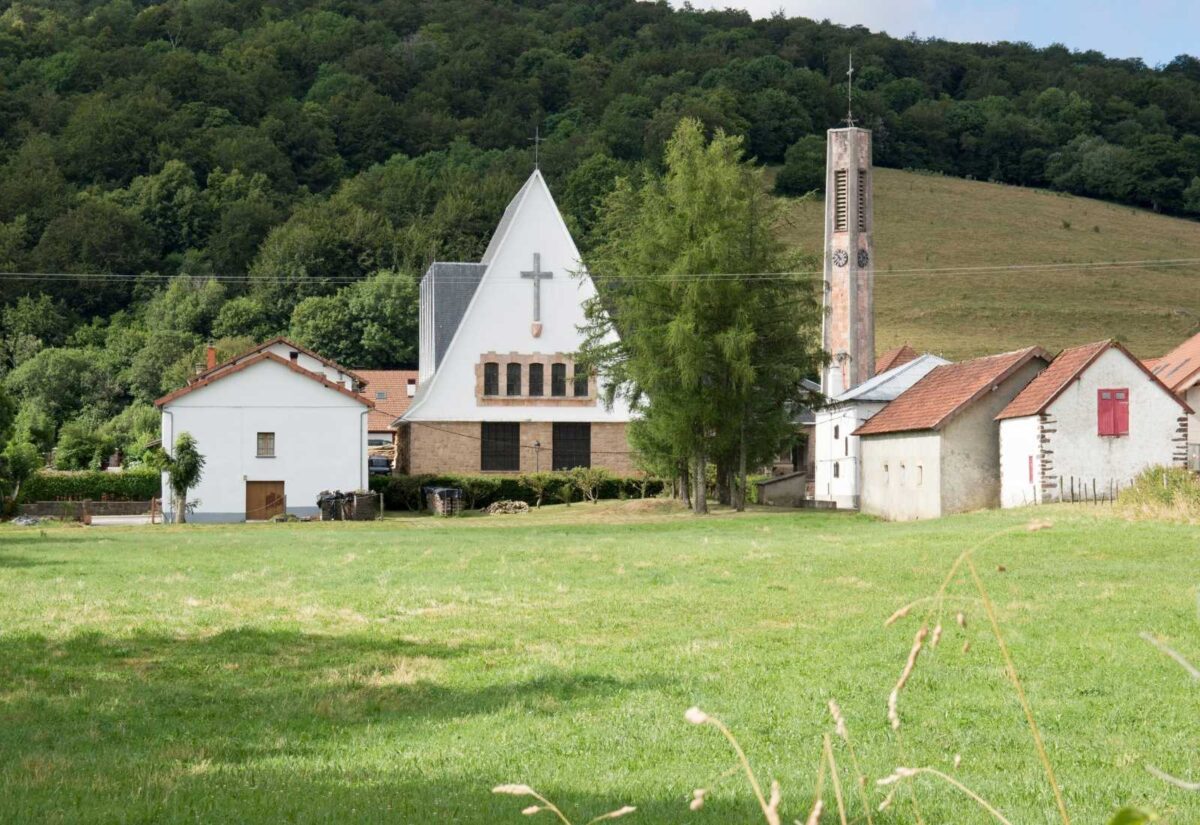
[551, 363, 567, 397]
[573, 364, 589, 397]
[506, 363, 522, 396]
[483, 362, 499, 396]
[528, 363, 544, 396]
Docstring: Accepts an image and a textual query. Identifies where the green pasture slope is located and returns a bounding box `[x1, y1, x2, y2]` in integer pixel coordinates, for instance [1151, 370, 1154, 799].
[0, 502, 1197, 823]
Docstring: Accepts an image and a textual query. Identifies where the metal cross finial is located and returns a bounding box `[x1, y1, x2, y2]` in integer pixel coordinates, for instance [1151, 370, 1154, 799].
[845, 51, 856, 127]
[520, 252, 554, 335]
[529, 125, 543, 170]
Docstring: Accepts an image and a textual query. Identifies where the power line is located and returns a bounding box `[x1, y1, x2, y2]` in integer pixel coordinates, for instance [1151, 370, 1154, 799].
[0, 256, 1199, 285]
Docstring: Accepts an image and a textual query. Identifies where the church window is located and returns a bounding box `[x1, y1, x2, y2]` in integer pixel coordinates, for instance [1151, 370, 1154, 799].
[506, 363, 522, 396]
[551, 363, 567, 397]
[529, 364, 544, 396]
[833, 425, 839, 440]
[573, 364, 589, 397]
[553, 423, 591, 470]
[857, 169, 867, 231]
[1097, 388, 1129, 436]
[481, 423, 520, 471]
[483, 362, 500, 396]
[834, 170, 848, 232]
[833, 461, 840, 479]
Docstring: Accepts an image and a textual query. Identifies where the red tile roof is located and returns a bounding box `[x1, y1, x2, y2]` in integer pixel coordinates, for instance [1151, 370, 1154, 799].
[876, 344, 919, 375]
[195, 337, 366, 386]
[155, 351, 374, 408]
[1148, 331, 1200, 393]
[998, 339, 1191, 420]
[854, 347, 1051, 436]
[356, 369, 419, 431]
[995, 340, 1110, 420]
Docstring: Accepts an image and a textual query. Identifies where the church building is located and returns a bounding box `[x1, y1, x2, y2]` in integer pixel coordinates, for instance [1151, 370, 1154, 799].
[398, 169, 635, 475]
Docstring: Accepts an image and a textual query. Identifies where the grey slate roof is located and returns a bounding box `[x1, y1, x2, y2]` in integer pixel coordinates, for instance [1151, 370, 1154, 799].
[831, 353, 951, 404]
[422, 262, 486, 372]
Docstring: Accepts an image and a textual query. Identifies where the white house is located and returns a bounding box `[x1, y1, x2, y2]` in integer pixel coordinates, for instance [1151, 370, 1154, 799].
[1147, 331, 1200, 470]
[997, 340, 1191, 507]
[854, 347, 1050, 521]
[155, 339, 372, 522]
[813, 352, 949, 508]
[400, 168, 634, 475]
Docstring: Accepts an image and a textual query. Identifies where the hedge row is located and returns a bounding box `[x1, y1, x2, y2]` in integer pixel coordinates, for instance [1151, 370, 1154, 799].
[369, 473, 665, 511]
[20, 470, 161, 502]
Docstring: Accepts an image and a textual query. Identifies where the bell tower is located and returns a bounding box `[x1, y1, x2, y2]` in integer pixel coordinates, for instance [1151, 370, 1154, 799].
[821, 126, 875, 397]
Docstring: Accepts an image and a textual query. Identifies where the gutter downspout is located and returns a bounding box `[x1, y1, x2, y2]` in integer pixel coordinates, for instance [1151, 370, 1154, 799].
[361, 409, 370, 491]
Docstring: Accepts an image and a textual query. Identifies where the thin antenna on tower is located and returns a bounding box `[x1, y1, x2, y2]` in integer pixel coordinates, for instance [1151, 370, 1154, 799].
[529, 125, 543, 170]
[845, 51, 855, 126]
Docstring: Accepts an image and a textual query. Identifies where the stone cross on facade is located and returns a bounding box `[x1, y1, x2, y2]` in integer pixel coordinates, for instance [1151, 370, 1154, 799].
[520, 252, 553, 337]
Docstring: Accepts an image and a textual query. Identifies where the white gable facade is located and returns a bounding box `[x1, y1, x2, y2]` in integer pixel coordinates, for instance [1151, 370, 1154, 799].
[998, 343, 1190, 507]
[814, 354, 949, 508]
[401, 170, 634, 476]
[157, 351, 370, 522]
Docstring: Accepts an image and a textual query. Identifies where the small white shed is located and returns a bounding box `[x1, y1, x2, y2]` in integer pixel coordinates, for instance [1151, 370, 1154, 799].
[1147, 331, 1200, 470]
[996, 340, 1191, 507]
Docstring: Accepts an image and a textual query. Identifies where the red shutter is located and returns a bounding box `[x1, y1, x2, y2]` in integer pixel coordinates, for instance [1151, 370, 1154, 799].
[1097, 390, 1114, 436]
[1113, 389, 1129, 436]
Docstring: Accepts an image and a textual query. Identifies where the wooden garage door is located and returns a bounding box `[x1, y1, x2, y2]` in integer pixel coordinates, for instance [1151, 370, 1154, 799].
[246, 481, 285, 521]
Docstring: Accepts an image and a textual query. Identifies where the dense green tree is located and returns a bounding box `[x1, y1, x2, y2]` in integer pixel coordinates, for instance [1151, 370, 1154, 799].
[53, 418, 115, 471]
[149, 431, 205, 523]
[580, 119, 823, 513]
[4, 348, 121, 426]
[774, 134, 826, 195]
[2, 439, 42, 499]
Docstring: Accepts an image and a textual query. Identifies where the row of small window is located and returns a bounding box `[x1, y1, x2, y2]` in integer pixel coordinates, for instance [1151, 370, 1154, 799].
[481, 422, 591, 472]
[483, 362, 588, 398]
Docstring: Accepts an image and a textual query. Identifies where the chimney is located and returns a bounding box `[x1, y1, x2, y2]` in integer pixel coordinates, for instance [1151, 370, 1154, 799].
[407, 378, 417, 397]
[205, 345, 217, 370]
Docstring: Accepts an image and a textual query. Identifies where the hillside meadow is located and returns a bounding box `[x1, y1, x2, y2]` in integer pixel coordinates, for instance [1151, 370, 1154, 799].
[0, 502, 1197, 823]
[780, 168, 1200, 360]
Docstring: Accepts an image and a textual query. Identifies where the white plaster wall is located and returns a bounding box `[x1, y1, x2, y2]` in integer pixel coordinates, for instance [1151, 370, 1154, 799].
[161, 359, 368, 521]
[939, 358, 1044, 515]
[813, 401, 884, 507]
[1042, 347, 1185, 498]
[405, 172, 631, 423]
[859, 432, 942, 520]
[999, 416, 1041, 508]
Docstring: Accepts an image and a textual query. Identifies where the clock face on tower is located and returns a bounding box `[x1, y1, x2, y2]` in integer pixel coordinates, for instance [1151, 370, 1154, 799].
[857, 249, 870, 268]
[832, 249, 849, 268]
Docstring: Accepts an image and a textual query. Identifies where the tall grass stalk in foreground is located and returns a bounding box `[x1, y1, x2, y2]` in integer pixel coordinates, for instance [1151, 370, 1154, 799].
[492, 784, 635, 824]
[1140, 599, 1200, 792]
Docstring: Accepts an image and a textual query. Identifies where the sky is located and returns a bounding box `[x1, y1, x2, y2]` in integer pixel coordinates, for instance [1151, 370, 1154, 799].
[674, 1, 1198, 66]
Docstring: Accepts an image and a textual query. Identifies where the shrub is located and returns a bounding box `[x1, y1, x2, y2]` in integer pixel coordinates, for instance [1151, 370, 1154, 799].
[1118, 465, 1200, 518]
[569, 466, 611, 504]
[20, 469, 161, 502]
[371, 473, 664, 511]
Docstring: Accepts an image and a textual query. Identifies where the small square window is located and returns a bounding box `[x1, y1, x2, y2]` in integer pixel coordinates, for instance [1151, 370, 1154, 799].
[256, 432, 275, 458]
[375, 391, 387, 400]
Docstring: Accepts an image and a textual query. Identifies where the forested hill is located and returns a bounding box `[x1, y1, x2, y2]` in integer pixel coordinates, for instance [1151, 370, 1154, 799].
[1, 0, 1200, 470]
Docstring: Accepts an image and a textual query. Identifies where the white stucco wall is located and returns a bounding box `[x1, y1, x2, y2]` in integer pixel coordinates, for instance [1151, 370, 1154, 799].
[999, 416, 1041, 508]
[160, 359, 368, 522]
[1040, 347, 1186, 500]
[859, 431, 942, 520]
[405, 172, 631, 423]
[813, 401, 884, 507]
[1185, 385, 1200, 448]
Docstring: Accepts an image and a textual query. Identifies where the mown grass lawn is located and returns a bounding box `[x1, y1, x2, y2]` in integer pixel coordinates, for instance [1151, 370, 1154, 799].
[0, 501, 1197, 824]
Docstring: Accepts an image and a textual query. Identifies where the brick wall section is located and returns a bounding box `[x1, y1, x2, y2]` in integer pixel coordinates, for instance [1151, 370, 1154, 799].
[408, 420, 636, 475]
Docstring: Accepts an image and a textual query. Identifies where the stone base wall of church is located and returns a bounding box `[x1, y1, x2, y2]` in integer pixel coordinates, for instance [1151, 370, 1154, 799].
[407, 420, 636, 476]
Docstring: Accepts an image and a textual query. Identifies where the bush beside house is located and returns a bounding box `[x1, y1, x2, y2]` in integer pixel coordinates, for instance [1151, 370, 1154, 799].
[369, 473, 664, 511]
[20, 469, 161, 502]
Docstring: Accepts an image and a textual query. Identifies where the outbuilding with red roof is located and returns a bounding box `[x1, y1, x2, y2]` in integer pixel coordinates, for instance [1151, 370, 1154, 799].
[996, 340, 1191, 507]
[1146, 330, 1200, 468]
[854, 347, 1051, 520]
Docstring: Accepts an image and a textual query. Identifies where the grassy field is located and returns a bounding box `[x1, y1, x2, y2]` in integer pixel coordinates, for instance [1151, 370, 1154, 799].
[1, 502, 1198, 824]
[778, 168, 1200, 360]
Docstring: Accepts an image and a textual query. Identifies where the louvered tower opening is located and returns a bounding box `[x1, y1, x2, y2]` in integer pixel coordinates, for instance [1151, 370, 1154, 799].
[833, 169, 848, 232]
[857, 169, 867, 232]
